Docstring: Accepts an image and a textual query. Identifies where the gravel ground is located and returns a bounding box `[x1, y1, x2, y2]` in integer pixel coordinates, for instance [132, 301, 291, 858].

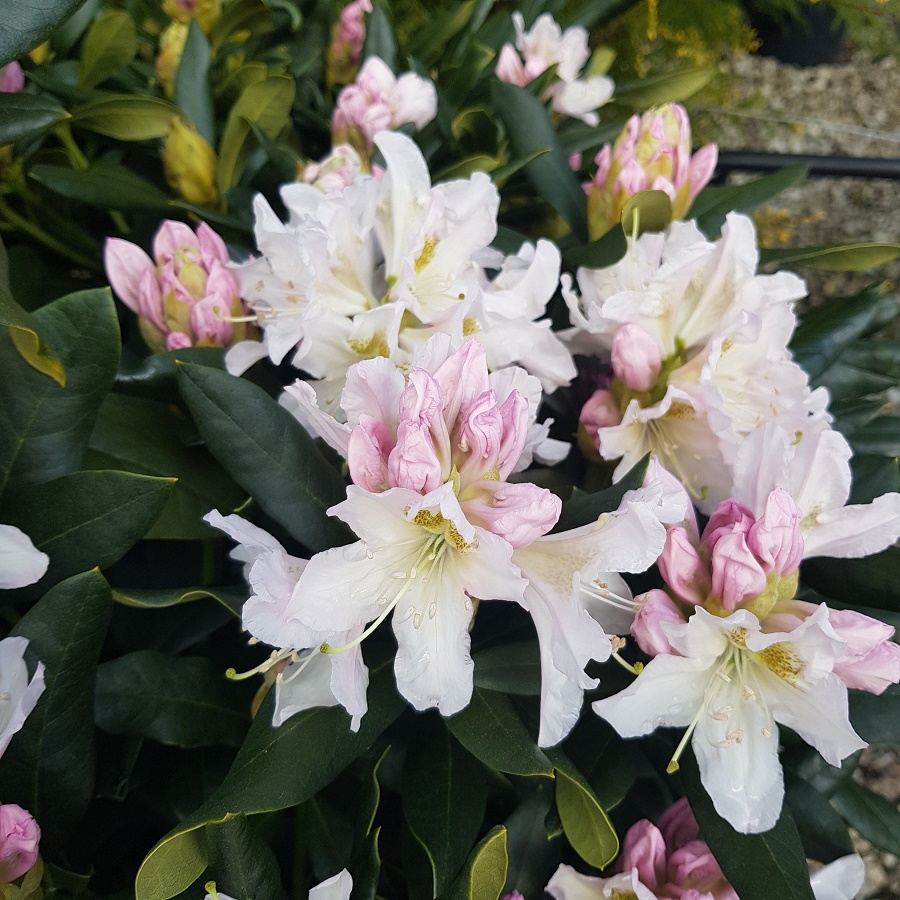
[694, 50, 899, 900]
[691, 51, 900, 301]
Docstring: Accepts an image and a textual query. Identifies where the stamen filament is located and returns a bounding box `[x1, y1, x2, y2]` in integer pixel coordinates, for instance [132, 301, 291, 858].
[226, 646, 293, 681]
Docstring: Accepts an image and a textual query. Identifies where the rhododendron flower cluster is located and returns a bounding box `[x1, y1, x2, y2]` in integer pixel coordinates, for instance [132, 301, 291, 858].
[327, 0, 373, 85]
[586, 103, 718, 239]
[105, 220, 251, 352]
[226, 131, 575, 406]
[332, 57, 437, 155]
[212, 338, 676, 744]
[0, 804, 40, 884]
[496, 13, 614, 126]
[566, 212, 824, 513]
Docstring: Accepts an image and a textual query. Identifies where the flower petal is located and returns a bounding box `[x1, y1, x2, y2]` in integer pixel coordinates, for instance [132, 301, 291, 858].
[0, 525, 49, 590]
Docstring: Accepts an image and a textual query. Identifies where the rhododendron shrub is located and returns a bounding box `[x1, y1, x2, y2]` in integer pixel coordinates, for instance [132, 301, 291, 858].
[0, 3, 898, 900]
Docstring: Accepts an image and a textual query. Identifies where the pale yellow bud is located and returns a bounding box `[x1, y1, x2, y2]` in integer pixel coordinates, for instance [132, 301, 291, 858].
[28, 42, 50, 64]
[162, 0, 222, 32]
[155, 20, 188, 98]
[163, 118, 219, 207]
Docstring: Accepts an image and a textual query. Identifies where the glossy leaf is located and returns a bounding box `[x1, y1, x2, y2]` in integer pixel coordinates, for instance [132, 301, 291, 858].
[78, 9, 137, 89]
[689, 164, 809, 237]
[0, 237, 64, 385]
[614, 67, 716, 107]
[2, 471, 174, 592]
[446, 687, 553, 777]
[562, 225, 627, 272]
[0, 92, 69, 145]
[444, 826, 507, 900]
[177, 364, 352, 553]
[830, 779, 900, 857]
[95, 650, 249, 748]
[115, 347, 225, 400]
[792, 285, 884, 381]
[550, 754, 618, 869]
[552, 454, 650, 533]
[682, 751, 815, 900]
[492, 81, 588, 242]
[473, 641, 541, 695]
[217, 76, 295, 192]
[0, 570, 112, 856]
[206, 814, 282, 900]
[135, 659, 405, 900]
[362, 3, 397, 71]
[403, 718, 488, 895]
[502, 783, 560, 899]
[87, 393, 245, 541]
[174, 20, 214, 145]
[802, 546, 900, 615]
[71, 95, 179, 140]
[760, 242, 900, 272]
[784, 774, 854, 864]
[0, 0, 85, 67]
[848, 683, 900, 744]
[113, 586, 244, 617]
[30, 161, 172, 210]
[0, 288, 119, 495]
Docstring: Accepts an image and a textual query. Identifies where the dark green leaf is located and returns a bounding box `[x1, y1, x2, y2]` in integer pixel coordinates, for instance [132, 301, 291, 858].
[135, 659, 405, 900]
[3, 471, 174, 593]
[690, 165, 809, 237]
[87, 393, 245, 541]
[362, 3, 397, 71]
[174, 20, 214, 145]
[206, 814, 282, 900]
[0, 0, 86, 67]
[115, 347, 225, 400]
[848, 416, 900, 457]
[447, 687, 553, 777]
[177, 364, 352, 553]
[562, 0, 641, 30]
[30, 161, 171, 211]
[113, 586, 244, 617]
[0, 92, 69, 145]
[0, 288, 119, 496]
[793, 285, 884, 382]
[443, 826, 507, 900]
[0, 570, 112, 856]
[830, 779, 900, 857]
[95, 650, 249, 748]
[403, 718, 488, 895]
[849, 684, 900, 744]
[473, 641, 541, 695]
[682, 751, 815, 900]
[784, 774, 854, 863]
[491, 81, 588, 242]
[502, 783, 560, 899]
[350, 828, 381, 900]
[552, 454, 650, 533]
[78, 9, 138, 89]
[562, 225, 627, 272]
[802, 547, 900, 615]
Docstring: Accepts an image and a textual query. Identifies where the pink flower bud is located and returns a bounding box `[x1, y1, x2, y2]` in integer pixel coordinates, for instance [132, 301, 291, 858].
[701, 499, 755, 554]
[0, 804, 40, 883]
[611, 324, 663, 393]
[667, 840, 735, 899]
[631, 589, 685, 656]
[579, 389, 621, 445]
[391, 73, 438, 130]
[829, 609, 900, 695]
[496, 389, 530, 480]
[457, 390, 502, 483]
[747, 488, 804, 576]
[0, 62, 25, 94]
[659, 527, 711, 605]
[349, 415, 394, 493]
[656, 797, 698, 853]
[617, 819, 666, 890]
[495, 44, 527, 86]
[710, 531, 768, 611]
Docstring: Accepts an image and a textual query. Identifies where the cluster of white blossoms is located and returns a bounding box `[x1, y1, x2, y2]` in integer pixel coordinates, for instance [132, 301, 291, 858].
[205, 81, 900, 841]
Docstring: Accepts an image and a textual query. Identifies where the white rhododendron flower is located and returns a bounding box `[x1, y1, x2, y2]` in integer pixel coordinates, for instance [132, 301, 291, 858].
[496, 13, 614, 126]
[594, 605, 865, 833]
[0, 637, 46, 760]
[565, 213, 826, 512]
[227, 131, 574, 402]
[309, 869, 352, 900]
[0, 526, 48, 591]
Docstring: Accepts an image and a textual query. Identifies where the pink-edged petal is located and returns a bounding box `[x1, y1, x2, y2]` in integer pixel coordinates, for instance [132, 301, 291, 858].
[104, 238, 155, 313]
